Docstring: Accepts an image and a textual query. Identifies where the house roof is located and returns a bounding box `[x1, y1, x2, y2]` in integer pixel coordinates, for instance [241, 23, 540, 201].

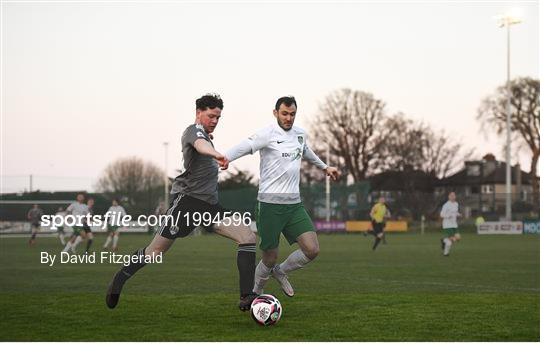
[436, 160, 533, 186]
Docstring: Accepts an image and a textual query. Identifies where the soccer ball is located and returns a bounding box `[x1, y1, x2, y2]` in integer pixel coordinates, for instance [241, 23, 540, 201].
[250, 294, 282, 326]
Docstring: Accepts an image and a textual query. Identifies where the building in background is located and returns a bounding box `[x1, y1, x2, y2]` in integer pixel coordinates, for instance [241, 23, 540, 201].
[435, 154, 537, 219]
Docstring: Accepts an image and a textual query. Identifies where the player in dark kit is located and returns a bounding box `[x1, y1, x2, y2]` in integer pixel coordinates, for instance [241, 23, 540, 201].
[27, 204, 44, 246]
[105, 94, 258, 311]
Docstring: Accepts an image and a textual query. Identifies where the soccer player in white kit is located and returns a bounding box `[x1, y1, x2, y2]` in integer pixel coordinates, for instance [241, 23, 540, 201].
[63, 193, 90, 253]
[225, 96, 340, 297]
[440, 191, 462, 256]
[103, 199, 127, 251]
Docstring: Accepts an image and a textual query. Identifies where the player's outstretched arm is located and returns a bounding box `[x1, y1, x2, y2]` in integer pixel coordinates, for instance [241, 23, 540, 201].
[193, 139, 222, 159]
[225, 129, 271, 163]
[225, 139, 253, 163]
[303, 145, 340, 181]
[303, 145, 327, 170]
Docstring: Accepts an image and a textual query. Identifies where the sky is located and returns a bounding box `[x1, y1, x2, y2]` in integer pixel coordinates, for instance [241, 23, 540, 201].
[1, 0, 538, 193]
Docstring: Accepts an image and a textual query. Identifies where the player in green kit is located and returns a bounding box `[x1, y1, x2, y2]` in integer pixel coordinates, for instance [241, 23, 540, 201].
[224, 96, 340, 297]
[63, 193, 90, 253]
[55, 206, 67, 246]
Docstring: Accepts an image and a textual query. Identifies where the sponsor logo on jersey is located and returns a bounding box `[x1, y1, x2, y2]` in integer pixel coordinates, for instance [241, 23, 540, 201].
[169, 226, 179, 235]
[281, 148, 302, 160]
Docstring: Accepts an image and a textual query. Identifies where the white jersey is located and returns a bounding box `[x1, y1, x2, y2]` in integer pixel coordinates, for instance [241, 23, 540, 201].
[66, 202, 89, 217]
[107, 205, 126, 217]
[440, 201, 459, 229]
[226, 122, 327, 204]
[107, 205, 126, 226]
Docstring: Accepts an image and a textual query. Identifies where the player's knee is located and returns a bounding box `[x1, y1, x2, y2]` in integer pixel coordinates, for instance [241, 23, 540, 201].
[262, 253, 278, 267]
[146, 244, 167, 256]
[239, 230, 256, 245]
[304, 245, 320, 260]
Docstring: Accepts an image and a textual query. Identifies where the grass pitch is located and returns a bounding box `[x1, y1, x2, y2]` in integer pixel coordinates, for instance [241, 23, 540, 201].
[0, 232, 539, 341]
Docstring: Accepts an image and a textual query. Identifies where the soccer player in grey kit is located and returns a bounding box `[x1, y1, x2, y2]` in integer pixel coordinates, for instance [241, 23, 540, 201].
[106, 94, 258, 311]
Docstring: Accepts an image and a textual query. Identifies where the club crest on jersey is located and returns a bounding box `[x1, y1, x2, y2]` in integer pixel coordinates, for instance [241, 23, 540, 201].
[298, 136, 304, 144]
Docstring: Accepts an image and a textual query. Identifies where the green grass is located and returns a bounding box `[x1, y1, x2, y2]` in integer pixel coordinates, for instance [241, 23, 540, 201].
[0, 232, 539, 341]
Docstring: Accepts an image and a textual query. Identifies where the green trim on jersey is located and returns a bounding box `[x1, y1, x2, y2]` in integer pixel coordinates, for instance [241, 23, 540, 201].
[255, 201, 315, 250]
[443, 227, 459, 237]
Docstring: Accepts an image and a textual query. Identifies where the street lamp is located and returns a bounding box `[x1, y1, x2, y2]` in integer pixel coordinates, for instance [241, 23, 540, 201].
[163, 142, 169, 207]
[495, 9, 522, 221]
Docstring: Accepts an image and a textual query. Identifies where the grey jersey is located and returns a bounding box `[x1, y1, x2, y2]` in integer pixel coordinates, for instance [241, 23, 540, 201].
[171, 124, 219, 204]
[28, 208, 44, 224]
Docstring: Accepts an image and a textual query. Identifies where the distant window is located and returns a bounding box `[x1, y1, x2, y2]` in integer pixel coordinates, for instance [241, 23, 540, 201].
[481, 185, 494, 194]
[467, 164, 481, 176]
[471, 186, 479, 194]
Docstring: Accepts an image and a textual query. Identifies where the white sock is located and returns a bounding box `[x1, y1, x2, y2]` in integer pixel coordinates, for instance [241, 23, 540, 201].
[112, 236, 119, 249]
[72, 236, 83, 252]
[103, 236, 112, 248]
[58, 233, 66, 245]
[253, 260, 272, 294]
[62, 241, 72, 252]
[278, 249, 312, 274]
[444, 238, 453, 255]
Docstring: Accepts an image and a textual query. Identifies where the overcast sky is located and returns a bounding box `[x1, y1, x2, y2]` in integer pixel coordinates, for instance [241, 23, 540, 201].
[1, 0, 538, 193]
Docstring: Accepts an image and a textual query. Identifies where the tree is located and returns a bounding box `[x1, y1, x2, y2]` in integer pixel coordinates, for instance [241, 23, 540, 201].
[375, 113, 472, 179]
[219, 168, 256, 190]
[96, 157, 165, 216]
[310, 88, 386, 182]
[218, 168, 258, 213]
[477, 77, 540, 201]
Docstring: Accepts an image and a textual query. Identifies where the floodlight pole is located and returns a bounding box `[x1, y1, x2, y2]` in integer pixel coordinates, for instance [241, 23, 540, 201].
[325, 144, 330, 222]
[505, 19, 512, 221]
[498, 13, 522, 221]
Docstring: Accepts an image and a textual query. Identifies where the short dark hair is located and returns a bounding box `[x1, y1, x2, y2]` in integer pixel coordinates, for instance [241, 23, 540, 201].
[275, 96, 297, 111]
[196, 93, 223, 111]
